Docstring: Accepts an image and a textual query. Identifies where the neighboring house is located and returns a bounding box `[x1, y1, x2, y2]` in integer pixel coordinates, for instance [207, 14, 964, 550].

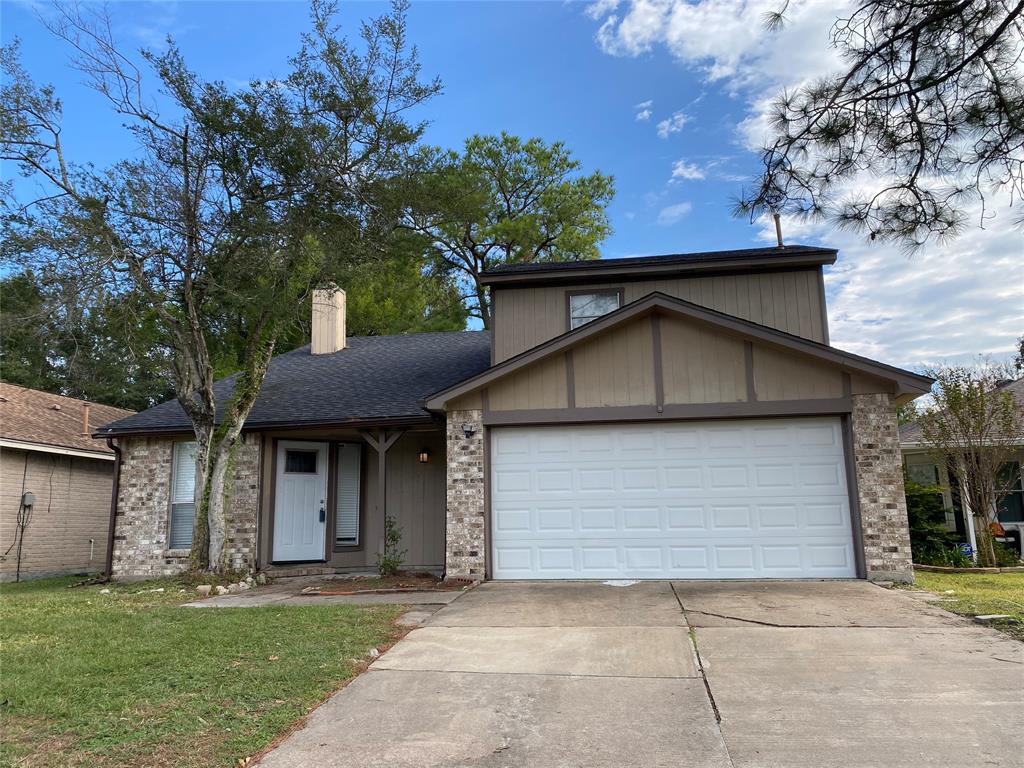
[97, 245, 932, 583]
[0, 383, 135, 581]
[900, 378, 1024, 555]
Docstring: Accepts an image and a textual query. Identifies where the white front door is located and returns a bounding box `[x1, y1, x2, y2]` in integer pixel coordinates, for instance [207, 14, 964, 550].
[490, 418, 857, 580]
[273, 440, 329, 562]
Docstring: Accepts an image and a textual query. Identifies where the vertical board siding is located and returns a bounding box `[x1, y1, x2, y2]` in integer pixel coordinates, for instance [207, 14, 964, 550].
[572, 317, 656, 407]
[753, 346, 845, 400]
[488, 354, 568, 410]
[492, 268, 828, 362]
[659, 315, 747, 404]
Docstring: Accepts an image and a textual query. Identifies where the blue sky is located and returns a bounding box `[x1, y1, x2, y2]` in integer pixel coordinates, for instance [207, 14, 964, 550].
[3, 0, 1022, 369]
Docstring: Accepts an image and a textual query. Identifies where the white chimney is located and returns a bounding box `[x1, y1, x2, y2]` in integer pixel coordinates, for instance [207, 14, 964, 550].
[311, 285, 346, 354]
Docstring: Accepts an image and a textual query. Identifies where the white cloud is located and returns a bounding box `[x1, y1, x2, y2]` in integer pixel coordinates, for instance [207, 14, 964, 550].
[670, 160, 706, 181]
[634, 99, 653, 121]
[589, 0, 1024, 369]
[656, 110, 690, 138]
[658, 201, 693, 225]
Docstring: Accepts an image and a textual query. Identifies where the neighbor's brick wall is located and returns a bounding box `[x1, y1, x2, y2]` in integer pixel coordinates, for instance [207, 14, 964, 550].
[111, 435, 261, 580]
[851, 393, 914, 583]
[445, 409, 486, 579]
[0, 448, 113, 581]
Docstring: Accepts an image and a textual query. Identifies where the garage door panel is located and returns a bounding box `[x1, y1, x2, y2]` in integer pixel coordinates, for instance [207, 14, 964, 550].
[491, 418, 857, 579]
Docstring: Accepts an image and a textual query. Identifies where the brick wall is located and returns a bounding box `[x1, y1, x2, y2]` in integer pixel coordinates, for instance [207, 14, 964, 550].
[0, 448, 113, 581]
[851, 393, 914, 583]
[111, 435, 261, 580]
[445, 410, 486, 579]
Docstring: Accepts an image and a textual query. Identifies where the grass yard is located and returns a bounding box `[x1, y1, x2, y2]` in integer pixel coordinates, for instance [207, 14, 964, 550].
[0, 576, 405, 768]
[913, 570, 1024, 641]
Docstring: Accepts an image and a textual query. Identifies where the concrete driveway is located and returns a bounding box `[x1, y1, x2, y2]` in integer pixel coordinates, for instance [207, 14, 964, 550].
[258, 581, 1023, 768]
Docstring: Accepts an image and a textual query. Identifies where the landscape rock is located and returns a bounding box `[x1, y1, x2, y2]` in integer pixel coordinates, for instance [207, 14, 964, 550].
[215, 585, 230, 595]
[196, 585, 213, 597]
[99, 588, 111, 594]
[368, 648, 380, 658]
[228, 583, 243, 594]
[255, 573, 268, 585]
[237, 581, 250, 591]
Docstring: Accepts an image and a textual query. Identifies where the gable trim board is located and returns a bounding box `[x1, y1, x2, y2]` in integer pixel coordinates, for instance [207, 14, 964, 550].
[424, 292, 933, 412]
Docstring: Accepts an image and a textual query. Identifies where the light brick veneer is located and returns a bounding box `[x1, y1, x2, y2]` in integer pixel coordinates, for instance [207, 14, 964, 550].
[851, 393, 914, 583]
[445, 410, 486, 580]
[111, 435, 260, 579]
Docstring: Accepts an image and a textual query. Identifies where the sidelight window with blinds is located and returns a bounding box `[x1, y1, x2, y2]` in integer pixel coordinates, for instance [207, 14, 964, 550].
[335, 443, 362, 546]
[169, 441, 198, 549]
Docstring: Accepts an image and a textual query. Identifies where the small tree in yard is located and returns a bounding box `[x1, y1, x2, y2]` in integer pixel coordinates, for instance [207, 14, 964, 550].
[1, 0, 438, 572]
[918, 362, 1023, 566]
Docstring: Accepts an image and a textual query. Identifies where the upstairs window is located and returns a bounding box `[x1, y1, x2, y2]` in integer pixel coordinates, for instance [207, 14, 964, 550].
[169, 441, 198, 549]
[568, 290, 622, 330]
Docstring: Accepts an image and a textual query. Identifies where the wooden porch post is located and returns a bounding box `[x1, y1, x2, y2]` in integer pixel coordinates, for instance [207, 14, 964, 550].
[360, 429, 404, 553]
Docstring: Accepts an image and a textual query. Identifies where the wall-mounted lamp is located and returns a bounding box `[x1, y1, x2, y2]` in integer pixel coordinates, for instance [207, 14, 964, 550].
[418, 448, 431, 464]
[461, 423, 476, 439]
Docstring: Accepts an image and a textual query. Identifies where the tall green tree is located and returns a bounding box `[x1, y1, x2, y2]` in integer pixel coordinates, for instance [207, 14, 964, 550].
[0, 271, 172, 411]
[405, 133, 614, 328]
[739, 0, 1024, 249]
[1, 0, 439, 572]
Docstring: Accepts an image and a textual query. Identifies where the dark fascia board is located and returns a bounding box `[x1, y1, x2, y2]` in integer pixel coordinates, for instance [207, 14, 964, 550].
[424, 291, 933, 410]
[95, 413, 437, 440]
[480, 249, 838, 288]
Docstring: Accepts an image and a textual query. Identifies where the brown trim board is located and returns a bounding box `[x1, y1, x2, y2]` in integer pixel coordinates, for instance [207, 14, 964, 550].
[841, 414, 867, 579]
[651, 314, 665, 411]
[482, 398, 853, 426]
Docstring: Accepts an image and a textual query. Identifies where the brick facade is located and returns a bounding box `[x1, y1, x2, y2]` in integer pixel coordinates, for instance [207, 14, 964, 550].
[111, 435, 260, 579]
[444, 409, 486, 579]
[851, 393, 914, 583]
[0, 449, 114, 581]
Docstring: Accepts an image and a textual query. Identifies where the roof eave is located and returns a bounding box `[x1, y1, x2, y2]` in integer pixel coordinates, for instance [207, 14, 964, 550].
[480, 250, 838, 287]
[96, 413, 440, 439]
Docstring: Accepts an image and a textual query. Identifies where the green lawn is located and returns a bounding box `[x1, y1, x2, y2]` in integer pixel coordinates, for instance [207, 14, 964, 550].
[913, 570, 1024, 641]
[0, 576, 404, 768]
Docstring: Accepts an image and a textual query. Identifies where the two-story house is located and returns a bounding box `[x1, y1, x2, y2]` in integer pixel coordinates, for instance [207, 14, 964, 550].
[98, 245, 932, 583]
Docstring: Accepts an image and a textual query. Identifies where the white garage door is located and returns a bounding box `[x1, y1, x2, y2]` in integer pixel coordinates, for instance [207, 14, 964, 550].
[490, 417, 857, 579]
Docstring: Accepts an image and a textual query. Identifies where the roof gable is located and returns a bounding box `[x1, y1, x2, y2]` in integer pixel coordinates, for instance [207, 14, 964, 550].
[425, 292, 932, 410]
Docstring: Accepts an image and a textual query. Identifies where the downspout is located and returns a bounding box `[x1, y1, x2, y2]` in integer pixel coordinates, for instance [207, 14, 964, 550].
[104, 437, 122, 580]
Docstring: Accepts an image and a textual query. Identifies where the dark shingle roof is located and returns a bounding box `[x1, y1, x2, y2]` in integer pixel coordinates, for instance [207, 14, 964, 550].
[899, 377, 1024, 445]
[481, 244, 837, 281]
[98, 331, 491, 436]
[0, 382, 135, 453]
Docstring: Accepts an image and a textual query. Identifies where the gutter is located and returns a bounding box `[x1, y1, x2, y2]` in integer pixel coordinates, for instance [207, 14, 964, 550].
[104, 437, 122, 580]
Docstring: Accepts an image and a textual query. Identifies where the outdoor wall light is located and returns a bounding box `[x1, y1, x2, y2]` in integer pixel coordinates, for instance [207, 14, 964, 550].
[418, 448, 431, 464]
[462, 423, 476, 438]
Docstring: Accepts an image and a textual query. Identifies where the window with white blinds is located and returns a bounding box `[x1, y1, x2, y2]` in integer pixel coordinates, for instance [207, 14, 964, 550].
[335, 443, 361, 545]
[169, 441, 198, 549]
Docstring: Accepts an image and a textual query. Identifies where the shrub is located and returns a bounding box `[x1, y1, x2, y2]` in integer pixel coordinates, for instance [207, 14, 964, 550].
[376, 515, 407, 576]
[993, 540, 1022, 567]
[905, 479, 960, 564]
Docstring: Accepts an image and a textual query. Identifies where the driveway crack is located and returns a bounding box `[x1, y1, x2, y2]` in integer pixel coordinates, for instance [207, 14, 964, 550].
[670, 583, 737, 768]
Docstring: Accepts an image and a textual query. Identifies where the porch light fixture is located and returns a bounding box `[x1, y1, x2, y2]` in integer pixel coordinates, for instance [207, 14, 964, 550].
[418, 448, 431, 464]
[462, 423, 476, 438]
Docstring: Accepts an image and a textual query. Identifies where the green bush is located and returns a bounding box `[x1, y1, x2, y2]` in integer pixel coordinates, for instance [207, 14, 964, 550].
[993, 540, 1022, 567]
[905, 479, 960, 564]
[376, 515, 407, 576]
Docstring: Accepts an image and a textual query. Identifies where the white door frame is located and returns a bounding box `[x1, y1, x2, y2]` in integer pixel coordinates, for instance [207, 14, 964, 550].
[273, 440, 329, 562]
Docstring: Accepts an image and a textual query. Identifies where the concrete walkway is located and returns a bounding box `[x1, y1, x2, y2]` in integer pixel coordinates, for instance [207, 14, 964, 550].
[257, 580, 1023, 768]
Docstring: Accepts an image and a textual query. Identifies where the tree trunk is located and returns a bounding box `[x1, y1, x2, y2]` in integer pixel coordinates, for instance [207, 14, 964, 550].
[974, 515, 997, 566]
[206, 438, 235, 571]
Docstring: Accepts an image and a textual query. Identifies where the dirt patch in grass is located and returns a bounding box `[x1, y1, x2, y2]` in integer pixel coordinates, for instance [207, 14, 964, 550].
[303, 573, 469, 595]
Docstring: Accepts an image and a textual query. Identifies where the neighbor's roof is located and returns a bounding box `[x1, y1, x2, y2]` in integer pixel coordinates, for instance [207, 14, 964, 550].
[480, 244, 838, 286]
[97, 331, 492, 437]
[900, 377, 1024, 446]
[0, 382, 135, 457]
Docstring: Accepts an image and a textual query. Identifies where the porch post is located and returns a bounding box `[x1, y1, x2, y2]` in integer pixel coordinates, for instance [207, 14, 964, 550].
[361, 429, 404, 554]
